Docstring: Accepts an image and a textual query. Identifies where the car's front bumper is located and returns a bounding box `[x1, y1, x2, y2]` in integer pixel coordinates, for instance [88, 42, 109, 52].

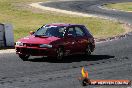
[15, 46, 57, 57]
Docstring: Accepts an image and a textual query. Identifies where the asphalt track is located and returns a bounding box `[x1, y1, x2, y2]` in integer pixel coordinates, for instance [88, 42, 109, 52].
[42, 0, 132, 23]
[0, 0, 132, 88]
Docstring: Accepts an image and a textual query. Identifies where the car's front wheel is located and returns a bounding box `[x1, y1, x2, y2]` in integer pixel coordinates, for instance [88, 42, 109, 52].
[19, 54, 30, 61]
[56, 48, 64, 60]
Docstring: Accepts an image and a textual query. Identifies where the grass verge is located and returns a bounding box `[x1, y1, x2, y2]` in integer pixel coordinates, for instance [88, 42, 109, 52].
[105, 2, 132, 12]
[0, 0, 129, 41]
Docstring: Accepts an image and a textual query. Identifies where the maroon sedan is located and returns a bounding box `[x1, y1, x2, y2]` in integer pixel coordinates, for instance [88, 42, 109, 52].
[15, 23, 95, 61]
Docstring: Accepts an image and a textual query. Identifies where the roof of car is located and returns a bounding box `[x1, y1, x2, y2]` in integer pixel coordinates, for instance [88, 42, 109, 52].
[47, 23, 84, 27]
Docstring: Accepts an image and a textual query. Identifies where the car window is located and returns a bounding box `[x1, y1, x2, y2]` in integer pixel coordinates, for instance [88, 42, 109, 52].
[67, 27, 76, 37]
[75, 27, 85, 37]
[34, 26, 65, 38]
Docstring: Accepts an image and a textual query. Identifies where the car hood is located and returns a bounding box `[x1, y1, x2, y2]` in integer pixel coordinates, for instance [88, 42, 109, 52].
[18, 35, 60, 44]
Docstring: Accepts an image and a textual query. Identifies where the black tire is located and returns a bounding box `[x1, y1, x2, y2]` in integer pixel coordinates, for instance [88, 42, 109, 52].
[19, 54, 30, 61]
[56, 48, 64, 60]
[85, 45, 91, 57]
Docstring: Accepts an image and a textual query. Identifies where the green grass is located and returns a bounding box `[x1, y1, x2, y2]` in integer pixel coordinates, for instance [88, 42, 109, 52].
[0, 0, 126, 41]
[105, 2, 132, 12]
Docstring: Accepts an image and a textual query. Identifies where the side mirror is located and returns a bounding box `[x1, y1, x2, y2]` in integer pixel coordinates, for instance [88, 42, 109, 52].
[66, 34, 73, 38]
[29, 31, 35, 35]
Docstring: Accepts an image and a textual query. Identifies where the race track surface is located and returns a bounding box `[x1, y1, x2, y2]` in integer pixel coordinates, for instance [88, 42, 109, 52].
[0, 0, 132, 88]
[42, 0, 132, 23]
[0, 34, 132, 88]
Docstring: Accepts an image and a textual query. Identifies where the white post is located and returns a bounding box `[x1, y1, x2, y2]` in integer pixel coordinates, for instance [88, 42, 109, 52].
[4, 24, 14, 46]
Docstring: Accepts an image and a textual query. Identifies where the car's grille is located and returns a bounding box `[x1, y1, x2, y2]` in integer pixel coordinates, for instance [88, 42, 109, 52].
[18, 48, 48, 55]
[22, 48, 38, 54]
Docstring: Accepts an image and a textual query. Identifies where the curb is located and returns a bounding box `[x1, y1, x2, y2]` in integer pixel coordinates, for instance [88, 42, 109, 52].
[0, 49, 15, 54]
[95, 32, 132, 43]
[99, 4, 132, 13]
[29, 2, 100, 18]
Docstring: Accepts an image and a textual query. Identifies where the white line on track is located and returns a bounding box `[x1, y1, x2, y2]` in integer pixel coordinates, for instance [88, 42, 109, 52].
[29, 2, 99, 18]
[98, 5, 132, 13]
[0, 49, 15, 54]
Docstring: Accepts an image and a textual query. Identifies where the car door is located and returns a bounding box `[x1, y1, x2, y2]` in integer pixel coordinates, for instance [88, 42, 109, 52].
[64, 26, 78, 55]
[74, 26, 88, 53]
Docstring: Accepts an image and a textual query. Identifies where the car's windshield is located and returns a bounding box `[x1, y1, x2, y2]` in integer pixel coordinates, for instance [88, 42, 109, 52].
[34, 25, 65, 38]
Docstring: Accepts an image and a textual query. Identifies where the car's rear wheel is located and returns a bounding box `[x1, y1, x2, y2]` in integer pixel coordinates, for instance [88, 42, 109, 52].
[19, 54, 30, 61]
[85, 45, 91, 57]
[57, 48, 64, 60]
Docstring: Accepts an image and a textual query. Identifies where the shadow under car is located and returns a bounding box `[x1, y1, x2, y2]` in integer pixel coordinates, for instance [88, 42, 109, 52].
[28, 55, 115, 63]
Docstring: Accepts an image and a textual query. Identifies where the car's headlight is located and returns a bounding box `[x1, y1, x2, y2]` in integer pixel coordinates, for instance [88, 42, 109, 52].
[16, 42, 23, 46]
[39, 44, 52, 48]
